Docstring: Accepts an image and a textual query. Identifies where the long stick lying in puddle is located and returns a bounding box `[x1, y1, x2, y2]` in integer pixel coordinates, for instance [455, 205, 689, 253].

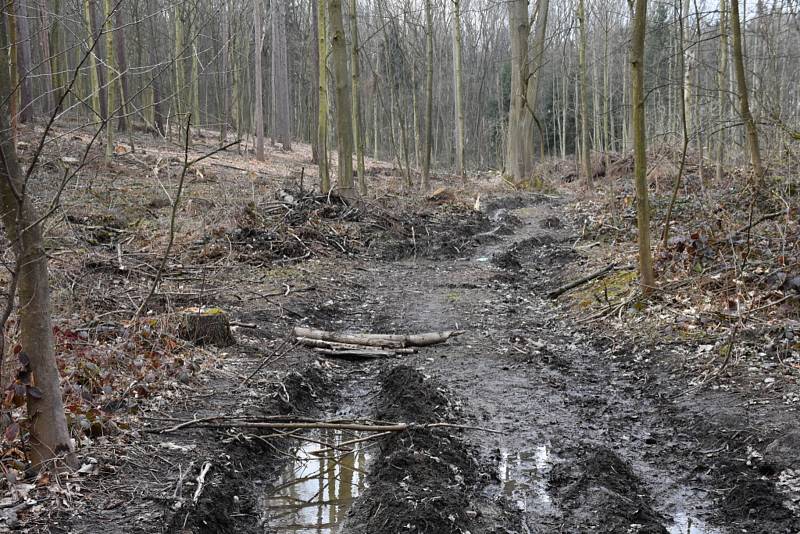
[153, 418, 502, 436]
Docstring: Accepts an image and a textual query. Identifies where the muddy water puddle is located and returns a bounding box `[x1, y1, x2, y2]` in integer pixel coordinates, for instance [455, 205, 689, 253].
[498, 443, 556, 514]
[667, 511, 723, 534]
[262, 430, 371, 533]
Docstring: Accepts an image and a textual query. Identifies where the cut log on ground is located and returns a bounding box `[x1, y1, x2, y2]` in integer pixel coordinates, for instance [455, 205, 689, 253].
[314, 348, 398, 358]
[297, 336, 417, 357]
[179, 308, 235, 346]
[293, 327, 463, 348]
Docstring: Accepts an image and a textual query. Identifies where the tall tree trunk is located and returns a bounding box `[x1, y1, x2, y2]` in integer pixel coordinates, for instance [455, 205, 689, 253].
[451, 0, 466, 179]
[421, 0, 434, 190]
[174, 4, 185, 125]
[89, 0, 107, 120]
[730, 0, 764, 180]
[103, 0, 115, 161]
[115, 8, 130, 133]
[0, 9, 76, 469]
[191, 8, 200, 137]
[716, 0, 729, 181]
[13, 0, 33, 122]
[317, 0, 330, 192]
[48, 0, 65, 109]
[328, 0, 354, 195]
[36, 3, 56, 113]
[310, 0, 319, 162]
[254, 0, 265, 161]
[350, 0, 366, 194]
[577, 0, 591, 186]
[147, 0, 164, 136]
[506, 0, 531, 182]
[522, 0, 549, 165]
[220, 2, 230, 146]
[631, 0, 655, 292]
[272, 0, 291, 149]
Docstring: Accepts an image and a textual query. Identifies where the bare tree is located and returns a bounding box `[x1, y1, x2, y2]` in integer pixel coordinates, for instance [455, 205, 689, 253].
[328, 0, 354, 195]
[254, 0, 265, 161]
[272, 0, 291, 150]
[0, 7, 76, 469]
[731, 0, 764, 180]
[631, 0, 655, 292]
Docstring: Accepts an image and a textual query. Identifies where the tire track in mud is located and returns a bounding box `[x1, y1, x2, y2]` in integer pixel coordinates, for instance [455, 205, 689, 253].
[325, 193, 800, 534]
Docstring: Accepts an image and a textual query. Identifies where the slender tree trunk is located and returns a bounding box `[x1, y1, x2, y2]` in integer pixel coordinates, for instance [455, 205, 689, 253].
[716, 0, 729, 181]
[13, 0, 33, 122]
[577, 0, 591, 186]
[254, 0, 265, 161]
[317, 0, 330, 192]
[220, 2, 230, 146]
[272, 0, 291, 149]
[523, 0, 549, 164]
[350, 0, 366, 194]
[48, 0, 65, 108]
[730, 0, 764, 180]
[310, 0, 319, 162]
[452, 0, 466, 179]
[103, 0, 115, 161]
[328, 0, 354, 195]
[36, 3, 56, 113]
[115, 8, 130, 133]
[0, 9, 76, 469]
[631, 0, 655, 292]
[421, 0, 434, 190]
[174, 4, 185, 125]
[506, 0, 531, 181]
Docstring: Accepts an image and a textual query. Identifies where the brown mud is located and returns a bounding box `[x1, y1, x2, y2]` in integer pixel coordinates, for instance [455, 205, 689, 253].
[57, 191, 800, 534]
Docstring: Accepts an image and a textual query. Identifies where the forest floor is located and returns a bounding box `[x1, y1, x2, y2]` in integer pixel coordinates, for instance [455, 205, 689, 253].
[2, 124, 799, 533]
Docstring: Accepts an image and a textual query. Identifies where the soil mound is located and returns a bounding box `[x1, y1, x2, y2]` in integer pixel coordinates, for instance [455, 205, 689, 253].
[551, 447, 667, 533]
[376, 365, 451, 423]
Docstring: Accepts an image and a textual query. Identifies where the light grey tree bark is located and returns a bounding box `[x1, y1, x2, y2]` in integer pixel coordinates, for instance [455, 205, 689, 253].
[271, 0, 291, 149]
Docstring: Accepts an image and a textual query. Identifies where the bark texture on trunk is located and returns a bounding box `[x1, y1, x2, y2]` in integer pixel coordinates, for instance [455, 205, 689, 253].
[350, 0, 366, 195]
[730, 0, 764, 180]
[421, 0, 434, 190]
[452, 0, 466, 179]
[631, 0, 655, 292]
[317, 0, 330, 193]
[0, 8, 76, 469]
[13, 0, 33, 122]
[328, 0, 354, 195]
[254, 0, 265, 161]
[271, 0, 291, 149]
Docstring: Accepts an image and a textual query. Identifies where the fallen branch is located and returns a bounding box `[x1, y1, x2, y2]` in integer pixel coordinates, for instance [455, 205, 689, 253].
[156, 418, 502, 435]
[314, 348, 398, 359]
[297, 336, 416, 355]
[547, 263, 620, 299]
[192, 462, 212, 504]
[293, 327, 464, 348]
[731, 210, 783, 239]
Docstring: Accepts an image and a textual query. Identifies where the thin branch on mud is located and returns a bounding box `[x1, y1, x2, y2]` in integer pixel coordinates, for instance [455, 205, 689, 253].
[243, 338, 298, 384]
[152, 417, 504, 435]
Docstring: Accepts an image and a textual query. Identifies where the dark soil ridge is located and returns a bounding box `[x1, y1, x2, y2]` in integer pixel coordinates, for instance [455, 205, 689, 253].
[550, 447, 668, 533]
[341, 366, 521, 534]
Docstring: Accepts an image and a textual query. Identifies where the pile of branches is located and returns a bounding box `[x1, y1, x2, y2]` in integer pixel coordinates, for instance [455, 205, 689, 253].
[222, 188, 372, 264]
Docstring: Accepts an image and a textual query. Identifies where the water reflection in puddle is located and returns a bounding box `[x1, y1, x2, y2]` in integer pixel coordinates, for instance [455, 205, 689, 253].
[498, 444, 555, 513]
[263, 430, 370, 533]
[667, 510, 723, 534]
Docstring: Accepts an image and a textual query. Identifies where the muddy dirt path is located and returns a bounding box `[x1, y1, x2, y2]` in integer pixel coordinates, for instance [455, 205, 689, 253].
[274, 194, 800, 534]
[73, 192, 798, 534]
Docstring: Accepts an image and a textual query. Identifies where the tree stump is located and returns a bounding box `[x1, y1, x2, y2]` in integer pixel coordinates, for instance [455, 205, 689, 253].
[178, 308, 235, 347]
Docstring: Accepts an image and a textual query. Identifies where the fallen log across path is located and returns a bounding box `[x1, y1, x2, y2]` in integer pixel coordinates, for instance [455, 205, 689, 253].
[293, 327, 464, 349]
